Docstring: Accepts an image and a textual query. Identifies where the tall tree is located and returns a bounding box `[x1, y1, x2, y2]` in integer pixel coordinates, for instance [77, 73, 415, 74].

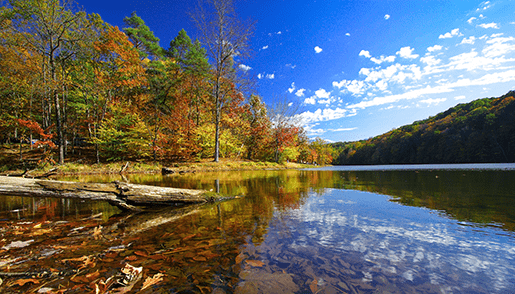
[191, 0, 254, 162]
[5, 0, 89, 164]
[123, 11, 163, 59]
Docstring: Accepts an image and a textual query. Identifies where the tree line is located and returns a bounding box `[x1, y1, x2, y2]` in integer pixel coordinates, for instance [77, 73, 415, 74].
[332, 91, 515, 165]
[0, 0, 334, 165]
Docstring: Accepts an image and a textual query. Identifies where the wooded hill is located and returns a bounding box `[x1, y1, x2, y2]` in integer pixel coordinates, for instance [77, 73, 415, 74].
[332, 91, 515, 165]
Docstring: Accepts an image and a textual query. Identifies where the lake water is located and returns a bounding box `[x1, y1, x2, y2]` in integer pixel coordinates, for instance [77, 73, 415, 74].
[0, 164, 514, 293]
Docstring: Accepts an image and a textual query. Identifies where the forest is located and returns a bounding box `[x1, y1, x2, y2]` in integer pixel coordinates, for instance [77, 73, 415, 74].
[0, 0, 335, 167]
[332, 91, 515, 165]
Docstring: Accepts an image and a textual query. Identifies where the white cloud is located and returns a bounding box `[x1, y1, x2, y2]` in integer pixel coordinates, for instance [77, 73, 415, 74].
[467, 17, 477, 24]
[454, 95, 466, 100]
[439, 28, 462, 39]
[427, 45, 443, 52]
[346, 33, 351, 36]
[296, 89, 306, 97]
[347, 85, 453, 109]
[314, 46, 323, 53]
[460, 36, 476, 45]
[262, 45, 269, 50]
[370, 55, 396, 64]
[482, 36, 515, 58]
[420, 55, 441, 66]
[239, 64, 252, 71]
[258, 73, 275, 79]
[384, 14, 390, 20]
[347, 69, 515, 110]
[333, 79, 367, 96]
[330, 127, 358, 132]
[477, 1, 492, 11]
[288, 82, 296, 93]
[419, 98, 447, 106]
[298, 107, 355, 124]
[315, 88, 331, 99]
[304, 96, 316, 105]
[478, 22, 499, 29]
[359, 50, 371, 58]
[397, 46, 419, 59]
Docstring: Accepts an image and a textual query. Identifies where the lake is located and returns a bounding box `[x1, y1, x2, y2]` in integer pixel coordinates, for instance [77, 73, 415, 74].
[0, 164, 514, 293]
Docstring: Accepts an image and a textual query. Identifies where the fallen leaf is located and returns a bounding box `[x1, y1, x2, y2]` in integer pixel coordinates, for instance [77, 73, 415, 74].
[2, 239, 35, 250]
[125, 255, 137, 261]
[148, 254, 166, 260]
[310, 279, 318, 293]
[235, 253, 245, 264]
[93, 226, 102, 240]
[134, 251, 147, 257]
[141, 273, 165, 290]
[31, 228, 53, 236]
[86, 270, 101, 280]
[192, 256, 207, 261]
[246, 260, 265, 267]
[13, 278, 40, 286]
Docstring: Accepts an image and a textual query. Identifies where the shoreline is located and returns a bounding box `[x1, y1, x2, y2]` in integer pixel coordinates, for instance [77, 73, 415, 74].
[1, 159, 318, 178]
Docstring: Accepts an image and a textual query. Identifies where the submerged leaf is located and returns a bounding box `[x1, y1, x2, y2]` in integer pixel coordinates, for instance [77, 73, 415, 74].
[246, 260, 264, 267]
[141, 273, 165, 290]
[2, 239, 34, 250]
[13, 278, 39, 286]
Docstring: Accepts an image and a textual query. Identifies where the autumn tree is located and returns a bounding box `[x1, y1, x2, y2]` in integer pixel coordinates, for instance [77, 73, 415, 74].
[268, 99, 303, 163]
[242, 94, 271, 160]
[5, 0, 90, 164]
[191, 0, 254, 162]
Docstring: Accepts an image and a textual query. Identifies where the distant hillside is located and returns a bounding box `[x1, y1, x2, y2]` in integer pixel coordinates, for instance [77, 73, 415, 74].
[332, 91, 515, 165]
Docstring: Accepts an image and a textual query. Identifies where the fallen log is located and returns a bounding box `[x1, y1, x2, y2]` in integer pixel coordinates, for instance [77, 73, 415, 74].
[0, 176, 215, 211]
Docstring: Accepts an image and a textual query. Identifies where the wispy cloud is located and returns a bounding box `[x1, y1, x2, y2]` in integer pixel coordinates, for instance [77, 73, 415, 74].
[257, 73, 275, 79]
[288, 82, 296, 93]
[239, 64, 252, 71]
[384, 14, 390, 20]
[478, 22, 499, 29]
[295, 89, 306, 97]
[298, 107, 357, 124]
[330, 127, 358, 132]
[460, 36, 476, 45]
[439, 28, 462, 39]
[427, 45, 443, 52]
[419, 98, 447, 106]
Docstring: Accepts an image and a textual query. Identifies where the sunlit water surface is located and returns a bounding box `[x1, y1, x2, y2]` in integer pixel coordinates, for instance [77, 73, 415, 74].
[1, 164, 514, 293]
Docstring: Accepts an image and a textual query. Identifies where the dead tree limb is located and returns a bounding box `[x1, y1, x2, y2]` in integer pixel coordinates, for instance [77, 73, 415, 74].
[0, 176, 212, 211]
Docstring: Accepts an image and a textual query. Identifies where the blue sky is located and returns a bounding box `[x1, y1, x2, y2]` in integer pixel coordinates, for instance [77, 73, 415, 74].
[80, 0, 515, 142]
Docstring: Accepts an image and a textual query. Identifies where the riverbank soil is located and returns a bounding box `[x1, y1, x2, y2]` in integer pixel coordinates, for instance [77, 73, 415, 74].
[0, 144, 312, 176]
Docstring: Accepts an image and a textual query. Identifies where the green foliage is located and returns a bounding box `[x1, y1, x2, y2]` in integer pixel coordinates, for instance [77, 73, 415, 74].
[123, 11, 163, 58]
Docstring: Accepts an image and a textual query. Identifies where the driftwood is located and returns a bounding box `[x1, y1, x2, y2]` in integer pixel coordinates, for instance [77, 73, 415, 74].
[0, 176, 212, 211]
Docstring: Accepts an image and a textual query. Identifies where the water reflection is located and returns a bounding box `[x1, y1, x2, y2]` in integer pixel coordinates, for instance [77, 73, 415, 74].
[0, 166, 514, 293]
